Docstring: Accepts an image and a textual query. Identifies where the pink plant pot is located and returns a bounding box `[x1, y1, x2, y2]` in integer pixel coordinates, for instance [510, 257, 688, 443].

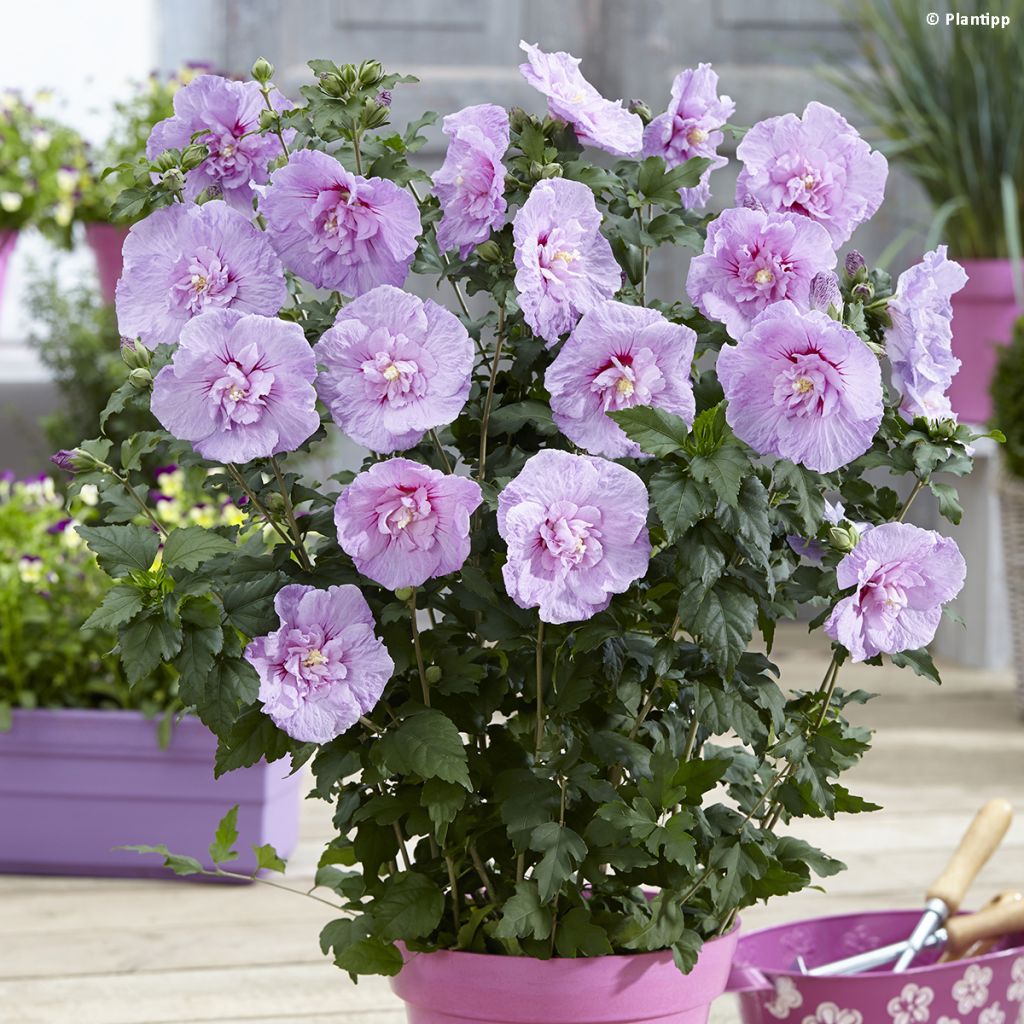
[728, 908, 1024, 1023]
[0, 229, 18, 316]
[390, 924, 739, 1024]
[948, 258, 1024, 424]
[84, 222, 129, 305]
[0, 707, 302, 879]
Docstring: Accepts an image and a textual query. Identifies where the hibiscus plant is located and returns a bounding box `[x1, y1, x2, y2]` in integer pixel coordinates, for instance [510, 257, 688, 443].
[67, 46, 993, 976]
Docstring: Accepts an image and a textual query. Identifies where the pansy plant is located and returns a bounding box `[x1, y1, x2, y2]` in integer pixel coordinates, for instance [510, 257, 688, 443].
[69, 50, 998, 978]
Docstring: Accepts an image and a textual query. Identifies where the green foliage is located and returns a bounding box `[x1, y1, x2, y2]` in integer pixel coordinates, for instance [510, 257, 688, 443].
[82, 56, 987, 978]
[836, 0, 1024, 258]
[993, 318, 1024, 478]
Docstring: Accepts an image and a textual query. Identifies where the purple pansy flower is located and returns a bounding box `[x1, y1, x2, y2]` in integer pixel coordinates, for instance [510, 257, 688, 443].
[245, 584, 394, 743]
[150, 309, 320, 463]
[716, 301, 883, 473]
[825, 523, 966, 662]
[735, 101, 888, 247]
[315, 285, 474, 453]
[146, 74, 292, 212]
[433, 103, 509, 258]
[116, 201, 287, 350]
[497, 449, 651, 624]
[642, 64, 736, 209]
[886, 245, 968, 422]
[518, 41, 642, 157]
[686, 206, 837, 340]
[260, 149, 420, 296]
[545, 300, 697, 458]
[334, 458, 483, 591]
[512, 177, 620, 346]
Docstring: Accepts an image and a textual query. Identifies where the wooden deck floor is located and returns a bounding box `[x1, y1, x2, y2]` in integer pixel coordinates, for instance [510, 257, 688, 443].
[2, 627, 1023, 1024]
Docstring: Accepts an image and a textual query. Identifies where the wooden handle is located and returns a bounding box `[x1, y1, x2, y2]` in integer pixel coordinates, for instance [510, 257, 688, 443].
[927, 799, 1013, 913]
[944, 892, 1024, 959]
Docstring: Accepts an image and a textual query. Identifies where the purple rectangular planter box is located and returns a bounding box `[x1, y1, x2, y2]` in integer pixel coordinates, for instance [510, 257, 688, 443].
[0, 707, 303, 879]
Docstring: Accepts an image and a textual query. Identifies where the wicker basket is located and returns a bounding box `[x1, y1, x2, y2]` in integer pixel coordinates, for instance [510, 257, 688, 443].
[999, 473, 1024, 713]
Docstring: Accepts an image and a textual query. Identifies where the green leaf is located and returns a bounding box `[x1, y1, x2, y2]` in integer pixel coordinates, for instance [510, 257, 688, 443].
[717, 475, 772, 567]
[208, 805, 239, 865]
[222, 574, 286, 635]
[253, 843, 287, 873]
[689, 445, 749, 509]
[77, 524, 160, 578]
[554, 906, 613, 957]
[370, 872, 446, 941]
[214, 704, 294, 776]
[528, 822, 588, 902]
[890, 647, 942, 684]
[120, 612, 182, 685]
[161, 526, 236, 570]
[81, 585, 144, 632]
[773, 461, 826, 533]
[678, 579, 756, 677]
[174, 599, 225, 688]
[195, 658, 260, 736]
[607, 407, 690, 457]
[376, 710, 471, 790]
[118, 844, 204, 876]
[650, 466, 707, 540]
[672, 930, 705, 973]
[420, 778, 467, 844]
[493, 881, 552, 941]
[486, 400, 557, 436]
[930, 480, 963, 524]
[335, 938, 404, 977]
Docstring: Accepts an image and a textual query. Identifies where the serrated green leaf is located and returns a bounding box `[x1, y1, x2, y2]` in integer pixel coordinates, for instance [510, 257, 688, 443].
[930, 480, 963, 524]
[208, 805, 239, 865]
[890, 647, 942, 684]
[81, 585, 144, 632]
[650, 466, 707, 540]
[161, 526, 236, 570]
[78, 524, 160, 578]
[554, 906, 613, 957]
[607, 407, 690, 457]
[120, 612, 182, 684]
[370, 872, 445, 941]
[253, 843, 287, 873]
[118, 844, 204, 876]
[689, 445, 749, 509]
[678, 579, 756, 677]
[773, 461, 826, 533]
[493, 881, 552, 941]
[335, 938, 404, 977]
[376, 710, 471, 790]
[529, 823, 587, 902]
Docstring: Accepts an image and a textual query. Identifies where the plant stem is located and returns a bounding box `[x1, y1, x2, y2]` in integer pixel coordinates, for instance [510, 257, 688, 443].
[351, 130, 363, 175]
[102, 465, 169, 538]
[534, 619, 546, 758]
[409, 590, 431, 707]
[429, 429, 454, 474]
[270, 456, 313, 572]
[445, 854, 460, 932]
[260, 87, 290, 158]
[682, 714, 700, 762]
[638, 205, 648, 304]
[392, 822, 412, 872]
[898, 477, 927, 522]
[210, 867, 343, 909]
[469, 841, 494, 900]
[226, 464, 298, 559]
[478, 305, 506, 485]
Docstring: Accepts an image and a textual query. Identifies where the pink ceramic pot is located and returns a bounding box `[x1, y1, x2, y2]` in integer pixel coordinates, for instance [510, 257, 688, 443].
[728, 908, 1024, 1023]
[84, 222, 129, 304]
[390, 925, 739, 1024]
[948, 258, 1023, 424]
[0, 229, 18, 315]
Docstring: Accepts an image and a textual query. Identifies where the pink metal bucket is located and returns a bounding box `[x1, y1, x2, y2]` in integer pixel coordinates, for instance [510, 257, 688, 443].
[84, 222, 129, 304]
[948, 258, 1023, 425]
[729, 909, 1024, 1023]
[391, 923, 739, 1024]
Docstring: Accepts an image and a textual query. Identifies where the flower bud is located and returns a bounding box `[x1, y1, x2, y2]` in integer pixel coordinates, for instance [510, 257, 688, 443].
[151, 150, 181, 173]
[475, 240, 502, 263]
[931, 417, 958, 441]
[120, 337, 151, 370]
[852, 281, 874, 301]
[180, 143, 208, 171]
[375, 89, 392, 108]
[319, 72, 346, 98]
[809, 271, 843, 318]
[357, 60, 384, 88]
[740, 193, 766, 213]
[259, 108, 279, 131]
[264, 492, 287, 515]
[339, 64, 358, 89]
[528, 161, 544, 179]
[628, 98, 654, 125]
[50, 450, 76, 473]
[829, 524, 860, 553]
[159, 167, 186, 193]
[844, 250, 866, 277]
[508, 107, 531, 135]
[425, 665, 442, 684]
[128, 367, 153, 390]
[58, 447, 105, 473]
[361, 99, 391, 130]
[251, 57, 274, 84]
[394, 586, 414, 602]
[540, 162, 563, 179]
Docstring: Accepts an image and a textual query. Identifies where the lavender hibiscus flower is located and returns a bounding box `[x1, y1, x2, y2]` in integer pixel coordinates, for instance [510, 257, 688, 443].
[497, 450, 651, 624]
[886, 246, 968, 422]
[512, 177, 620, 346]
[433, 103, 509, 258]
[686, 206, 837, 340]
[735, 102, 888, 247]
[825, 523, 966, 661]
[245, 584, 394, 743]
[146, 74, 292, 211]
[642, 64, 735, 209]
[334, 458, 483, 591]
[717, 301, 883, 473]
[260, 149, 420, 296]
[545, 300, 696, 458]
[150, 309, 319, 463]
[116, 201, 287, 350]
[518, 41, 642, 157]
[315, 285, 474, 453]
